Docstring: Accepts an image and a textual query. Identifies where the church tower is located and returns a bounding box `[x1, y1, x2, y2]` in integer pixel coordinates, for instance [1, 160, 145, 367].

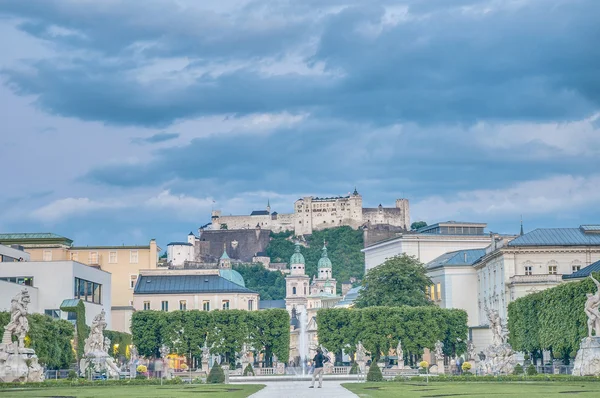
[311, 243, 337, 295]
[285, 242, 310, 313]
[219, 243, 231, 269]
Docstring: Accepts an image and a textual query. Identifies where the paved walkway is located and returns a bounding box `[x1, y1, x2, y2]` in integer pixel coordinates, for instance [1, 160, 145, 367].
[247, 380, 359, 398]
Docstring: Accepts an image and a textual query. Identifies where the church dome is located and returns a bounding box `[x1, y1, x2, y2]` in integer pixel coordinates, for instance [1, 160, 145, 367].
[219, 269, 245, 287]
[318, 245, 332, 269]
[289, 243, 305, 265]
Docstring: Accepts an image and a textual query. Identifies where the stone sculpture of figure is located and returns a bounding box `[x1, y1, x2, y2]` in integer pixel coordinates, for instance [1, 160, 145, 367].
[434, 340, 444, 359]
[84, 310, 108, 354]
[4, 289, 31, 348]
[129, 345, 139, 362]
[467, 340, 476, 361]
[160, 345, 169, 359]
[485, 304, 505, 345]
[356, 341, 366, 362]
[103, 337, 111, 354]
[396, 340, 403, 360]
[202, 342, 210, 364]
[585, 275, 600, 338]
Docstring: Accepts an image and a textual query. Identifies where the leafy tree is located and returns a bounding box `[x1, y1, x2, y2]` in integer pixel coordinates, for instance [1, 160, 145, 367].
[248, 309, 290, 366]
[162, 310, 210, 359]
[354, 254, 433, 308]
[207, 310, 249, 364]
[131, 311, 166, 357]
[104, 330, 132, 359]
[316, 308, 360, 358]
[366, 361, 383, 381]
[411, 221, 428, 230]
[234, 264, 286, 300]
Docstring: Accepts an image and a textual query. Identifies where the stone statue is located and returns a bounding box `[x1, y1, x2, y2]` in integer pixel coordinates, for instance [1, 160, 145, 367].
[240, 343, 250, 367]
[573, 275, 600, 376]
[485, 305, 506, 346]
[396, 340, 403, 359]
[434, 340, 444, 359]
[3, 289, 30, 348]
[479, 304, 515, 375]
[79, 310, 120, 379]
[0, 289, 44, 382]
[129, 345, 139, 362]
[467, 340, 476, 361]
[356, 341, 366, 362]
[160, 345, 169, 359]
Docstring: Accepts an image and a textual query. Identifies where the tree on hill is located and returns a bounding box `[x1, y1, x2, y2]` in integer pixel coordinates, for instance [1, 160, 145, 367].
[411, 221, 427, 230]
[233, 264, 286, 300]
[354, 254, 433, 308]
[266, 226, 364, 290]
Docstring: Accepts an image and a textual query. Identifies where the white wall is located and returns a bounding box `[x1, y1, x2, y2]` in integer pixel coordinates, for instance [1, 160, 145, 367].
[364, 235, 493, 271]
[0, 280, 39, 312]
[0, 261, 112, 329]
[429, 266, 480, 327]
[0, 244, 30, 261]
[167, 244, 194, 266]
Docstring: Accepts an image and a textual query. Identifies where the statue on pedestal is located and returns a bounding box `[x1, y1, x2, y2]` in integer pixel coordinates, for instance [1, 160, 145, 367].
[396, 340, 404, 368]
[0, 289, 44, 382]
[434, 340, 444, 360]
[467, 340, 476, 361]
[573, 275, 600, 376]
[479, 304, 515, 375]
[79, 310, 120, 379]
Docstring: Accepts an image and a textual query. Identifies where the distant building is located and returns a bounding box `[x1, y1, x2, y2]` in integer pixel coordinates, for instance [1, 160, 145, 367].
[0, 233, 160, 333]
[0, 243, 30, 262]
[362, 221, 496, 272]
[0, 260, 112, 328]
[211, 189, 410, 235]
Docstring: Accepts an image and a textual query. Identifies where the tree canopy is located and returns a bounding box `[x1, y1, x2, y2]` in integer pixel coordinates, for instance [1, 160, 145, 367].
[411, 221, 428, 230]
[317, 306, 468, 361]
[354, 254, 433, 308]
[233, 263, 286, 300]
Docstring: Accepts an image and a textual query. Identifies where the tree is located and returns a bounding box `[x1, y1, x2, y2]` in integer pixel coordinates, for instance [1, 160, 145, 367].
[207, 362, 225, 383]
[207, 310, 249, 364]
[131, 311, 165, 357]
[163, 310, 210, 359]
[366, 361, 383, 381]
[354, 254, 433, 308]
[248, 309, 290, 366]
[411, 221, 428, 230]
[234, 264, 286, 300]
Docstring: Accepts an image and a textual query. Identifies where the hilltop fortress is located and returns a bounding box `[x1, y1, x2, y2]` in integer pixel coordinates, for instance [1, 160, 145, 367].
[211, 189, 410, 235]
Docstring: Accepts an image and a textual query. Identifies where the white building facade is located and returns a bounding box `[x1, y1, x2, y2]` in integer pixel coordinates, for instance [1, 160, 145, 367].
[0, 260, 112, 328]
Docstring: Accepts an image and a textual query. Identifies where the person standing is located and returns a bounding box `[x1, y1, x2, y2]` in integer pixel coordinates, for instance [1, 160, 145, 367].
[309, 348, 326, 388]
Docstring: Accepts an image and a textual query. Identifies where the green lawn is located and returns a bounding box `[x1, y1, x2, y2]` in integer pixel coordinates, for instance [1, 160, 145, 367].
[0, 384, 264, 398]
[343, 382, 600, 397]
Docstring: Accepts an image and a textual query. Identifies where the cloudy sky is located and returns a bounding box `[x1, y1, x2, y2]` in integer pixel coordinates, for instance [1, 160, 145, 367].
[0, 0, 598, 248]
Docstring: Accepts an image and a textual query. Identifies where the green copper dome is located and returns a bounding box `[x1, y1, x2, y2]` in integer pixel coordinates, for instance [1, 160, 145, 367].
[318, 245, 332, 269]
[289, 242, 305, 265]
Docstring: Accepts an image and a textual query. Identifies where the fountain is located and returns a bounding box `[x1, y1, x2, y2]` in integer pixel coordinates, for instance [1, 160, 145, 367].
[298, 305, 309, 375]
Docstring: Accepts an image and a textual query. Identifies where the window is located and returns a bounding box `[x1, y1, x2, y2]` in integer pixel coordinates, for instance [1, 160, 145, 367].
[203, 301, 210, 311]
[436, 283, 442, 301]
[524, 266, 533, 275]
[548, 265, 557, 275]
[248, 300, 254, 311]
[109, 251, 117, 264]
[179, 300, 187, 311]
[130, 250, 139, 264]
[89, 252, 99, 264]
[222, 300, 230, 310]
[304, 286, 307, 295]
[0, 276, 34, 286]
[70, 252, 78, 261]
[143, 301, 151, 310]
[572, 265, 581, 273]
[74, 277, 102, 304]
[429, 285, 435, 300]
[44, 309, 60, 319]
[43, 250, 52, 261]
[161, 300, 169, 311]
[292, 287, 297, 295]
[130, 275, 138, 289]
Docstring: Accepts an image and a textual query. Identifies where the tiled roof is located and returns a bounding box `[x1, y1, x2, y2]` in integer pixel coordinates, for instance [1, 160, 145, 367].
[426, 249, 487, 270]
[134, 274, 257, 295]
[0, 233, 72, 243]
[508, 227, 600, 247]
[250, 210, 270, 216]
[563, 260, 600, 280]
[259, 299, 286, 309]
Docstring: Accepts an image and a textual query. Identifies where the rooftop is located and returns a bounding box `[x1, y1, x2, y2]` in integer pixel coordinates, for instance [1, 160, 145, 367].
[0, 233, 73, 245]
[508, 226, 600, 247]
[426, 248, 487, 270]
[167, 242, 194, 246]
[563, 260, 600, 280]
[134, 274, 257, 295]
[417, 221, 487, 235]
[250, 210, 270, 216]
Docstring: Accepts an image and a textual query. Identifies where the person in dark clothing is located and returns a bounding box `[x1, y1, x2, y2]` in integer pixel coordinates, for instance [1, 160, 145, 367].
[309, 348, 327, 388]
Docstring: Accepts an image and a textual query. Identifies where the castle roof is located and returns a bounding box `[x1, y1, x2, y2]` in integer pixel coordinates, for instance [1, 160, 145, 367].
[250, 210, 270, 216]
[290, 242, 305, 265]
[318, 244, 332, 269]
[167, 242, 194, 247]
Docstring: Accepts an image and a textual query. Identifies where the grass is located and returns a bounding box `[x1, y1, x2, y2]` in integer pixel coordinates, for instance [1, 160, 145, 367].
[0, 384, 264, 398]
[342, 381, 600, 397]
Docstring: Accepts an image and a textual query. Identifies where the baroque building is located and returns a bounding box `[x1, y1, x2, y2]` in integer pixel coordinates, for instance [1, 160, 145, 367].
[211, 189, 410, 235]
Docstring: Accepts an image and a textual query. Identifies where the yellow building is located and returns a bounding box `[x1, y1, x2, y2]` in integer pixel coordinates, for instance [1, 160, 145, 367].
[0, 233, 160, 333]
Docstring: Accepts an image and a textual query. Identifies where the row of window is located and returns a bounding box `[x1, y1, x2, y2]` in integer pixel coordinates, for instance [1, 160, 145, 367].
[74, 277, 102, 304]
[144, 299, 254, 311]
[429, 283, 442, 302]
[42, 250, 140, 264]
[0, 276, 34, 286]
[291, 286, 308, 295]
[523, 264, 581, 276]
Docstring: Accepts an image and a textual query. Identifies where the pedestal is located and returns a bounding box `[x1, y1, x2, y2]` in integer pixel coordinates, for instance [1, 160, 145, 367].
[221, 364, 230, 384]
[573, 337, 600, 376]
[436, 360, 445, 374]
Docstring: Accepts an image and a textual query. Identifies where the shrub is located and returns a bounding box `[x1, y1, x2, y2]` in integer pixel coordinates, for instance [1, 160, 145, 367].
[513, 364, 524, 375]
[419, 361, 429, 369]
[207, 362, 225, 384]
[243, 363, 255, 376]
[349, 362, 359, 374]
[526, 364, 537, 376]
[136, 365, 147, 373]
[67, 370, 78, 380]
[367, 362, 383, 382]
[135, 374, 147, 380]
[181, 363, 188, 370]
[461, 362, 472, 372]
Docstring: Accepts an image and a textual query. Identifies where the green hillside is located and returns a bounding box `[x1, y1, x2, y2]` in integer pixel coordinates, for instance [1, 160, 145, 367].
[267, 226, 365, 288]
